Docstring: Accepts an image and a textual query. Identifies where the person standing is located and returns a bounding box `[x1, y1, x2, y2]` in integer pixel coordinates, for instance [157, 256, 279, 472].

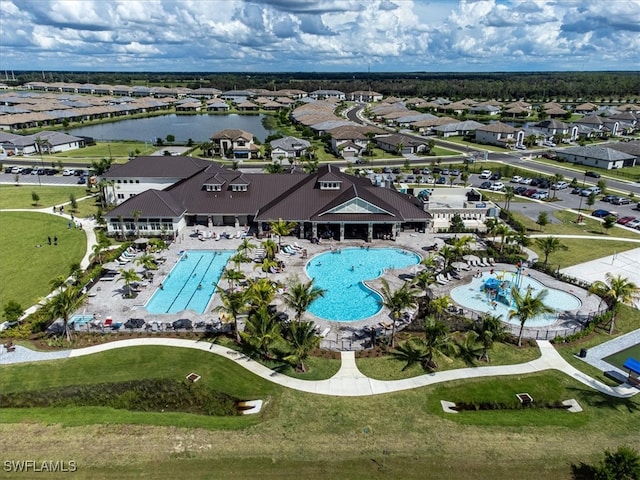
[47, 236, 51, 245]
[54, 236, 58, 245]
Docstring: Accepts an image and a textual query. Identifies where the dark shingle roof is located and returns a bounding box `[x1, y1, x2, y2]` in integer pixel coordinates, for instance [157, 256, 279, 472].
[103, 156, 213, 179]
[106, 190, 186, 218]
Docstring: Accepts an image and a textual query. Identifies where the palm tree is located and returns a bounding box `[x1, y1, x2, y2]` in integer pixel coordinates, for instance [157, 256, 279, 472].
[245, 277, 276, 309]
[507, 230, 531, 254]
[43, 286, 81, 342]
[230, 252, 249, 269]
[283, 279, 326, 323]
[118, 268, 141, 298]
[283, 320, 321, 372]
[261, 238, 278, 260]
[222, 268, 245, 291]
[455, 331, 484, 366]
[588, 273, 640, 334]
[429, 296, 451, 321]
[451, 235, 474, 260]
[493, 224, 511, 253]
[214, 289, 246, 342]
[470, 313, 506, 362]
[534, 236, 568, 266]
[132, 209, 142, 238]
[379, 278, 420, 347]
[269, 218, 297, 248]
[503, 185, 515, 211]
[237, 238, 257, 257]
[390, 336, 427, 371]
[135, 253, 157, 273]
[117, 215, 126, 241]
[49, 275, 68, 292]
[240, 304, 282, 359]
[438, 245, 456, 271]
[422, 316, 457, 371]
[509, 287, 554, 347]
[91, 237, 111, 265]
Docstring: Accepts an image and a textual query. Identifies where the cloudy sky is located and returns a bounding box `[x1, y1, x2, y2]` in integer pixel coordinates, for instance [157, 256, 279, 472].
[0, 0, 638, 72]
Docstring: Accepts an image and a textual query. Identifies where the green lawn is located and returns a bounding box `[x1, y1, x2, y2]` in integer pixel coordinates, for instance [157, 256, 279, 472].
[0, 211, 86, 317]
[356, 341, 541, 380]
[0, 184, 89, 209]
[1, 346, 639, 479]
[46, 141, 157, 165]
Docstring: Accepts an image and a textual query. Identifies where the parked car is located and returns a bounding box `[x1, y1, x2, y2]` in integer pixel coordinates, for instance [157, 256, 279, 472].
[571, 186, 582, 194]
[611, 196, 631, 205]
[45, 168, 59, 176]
[490, 172, 502, 180]
[551, 181, 569, 190]
[515, 144, 526, 150]
[77, 176, 86, 184]
[21, 167, 33, 175]
[450, 169, 460, 176]
[514, 186, 528, 195]
[616, 216, 636, 225]
[625, 219, 640, 229]
[441, 168, 450, 175]
[421, 167, 431, 175]
[435, 176, 446, 184]
[519, 177, 533, 185]
[479, 170, 492, 179]
[523, 188, 538, 197]
[480, 181, 492, 189]
[4, 166, 13, 173]
[406, 175, 416, 183]
[489, 181, 505, 191]
[601, 194, 617, 203]
[542, 141, 556, 147]
[592, 209, 614, 218]
[10, 166, 23, 174]
[62, 168, 75, 176]
[585, 171, 601, 178]
[580, 187, 601, 196]
[531, 191, 549, 200]
[511, 175, 523, 183]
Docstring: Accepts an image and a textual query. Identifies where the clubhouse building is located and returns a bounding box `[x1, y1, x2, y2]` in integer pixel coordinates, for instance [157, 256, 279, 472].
[103, 156, 432, 241]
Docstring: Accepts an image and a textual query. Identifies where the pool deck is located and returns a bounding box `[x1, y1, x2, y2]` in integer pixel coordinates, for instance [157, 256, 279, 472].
[75, 227, 603, 349]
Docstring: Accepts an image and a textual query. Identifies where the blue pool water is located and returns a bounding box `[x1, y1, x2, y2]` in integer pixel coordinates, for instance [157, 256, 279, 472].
[146, 250, 233, 314]
[305, 247, 421, 322]
[450, 271, 582, 327]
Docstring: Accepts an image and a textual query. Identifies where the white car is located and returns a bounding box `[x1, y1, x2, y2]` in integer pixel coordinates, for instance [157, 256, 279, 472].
[479, 170, 492, 179]
[62, 168, 75, 176]
[519, 177, 533, 185]
[551, 181, 569, 190]
[489, 181, 505, 191]
[511, 175, 522, 183]
[625, 219, 640, 229]
[531, 191, 549, 200]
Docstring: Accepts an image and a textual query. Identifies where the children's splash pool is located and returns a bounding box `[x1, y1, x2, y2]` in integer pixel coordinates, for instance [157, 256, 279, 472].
[450, 271, 582, 327]
[305, 247, 420, 321]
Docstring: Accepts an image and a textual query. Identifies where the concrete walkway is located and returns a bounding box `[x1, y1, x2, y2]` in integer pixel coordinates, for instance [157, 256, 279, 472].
[1, 338, 637, 398]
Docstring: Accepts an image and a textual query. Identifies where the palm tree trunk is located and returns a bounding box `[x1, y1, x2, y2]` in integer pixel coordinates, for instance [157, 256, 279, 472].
[517, 323, 524, 347]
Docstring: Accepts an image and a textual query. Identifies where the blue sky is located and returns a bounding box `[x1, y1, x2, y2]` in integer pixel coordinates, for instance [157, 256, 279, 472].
[0, 0, 638, 72]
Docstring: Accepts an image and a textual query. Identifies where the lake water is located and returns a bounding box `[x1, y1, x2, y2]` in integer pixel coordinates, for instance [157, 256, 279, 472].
[66, 114, 273, 143]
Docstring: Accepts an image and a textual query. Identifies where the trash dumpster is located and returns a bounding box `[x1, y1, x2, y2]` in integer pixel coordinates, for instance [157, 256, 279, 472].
[579, 348, 587, 358]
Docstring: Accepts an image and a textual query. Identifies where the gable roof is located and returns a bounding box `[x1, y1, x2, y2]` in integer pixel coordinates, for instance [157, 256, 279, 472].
[106, 189, 187, 218]
[210, 129, 253, 141]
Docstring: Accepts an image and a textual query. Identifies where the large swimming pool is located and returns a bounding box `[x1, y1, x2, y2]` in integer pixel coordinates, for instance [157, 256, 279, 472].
[450, 271, 582, 327]
[305, 247, 421, 321]
[145, 250, 233, 314]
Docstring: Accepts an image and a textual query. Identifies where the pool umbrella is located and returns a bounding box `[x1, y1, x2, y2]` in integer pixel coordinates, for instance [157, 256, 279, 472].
[463, 254, 480, 263]
[452, 261, 470, 271]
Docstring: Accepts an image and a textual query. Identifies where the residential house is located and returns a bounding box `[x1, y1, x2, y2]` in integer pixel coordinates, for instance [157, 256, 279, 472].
[309, 90, 346, 101]
[574, 102, 599, 114]
[270, 136, 311, 162]
[432, 120, 484, 137]
[474, 122, 524, 148]
[210, 129, 259, 159]
[554, 145, 636, 170]
[572, 114, 620, 137]
[348, 91, 383, 102]
[374, 133, 430, 155]
[534, 119, 578, 142]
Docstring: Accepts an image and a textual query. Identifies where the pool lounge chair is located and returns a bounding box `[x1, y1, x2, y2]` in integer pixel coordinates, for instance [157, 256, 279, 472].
[488, 257, 496, 265]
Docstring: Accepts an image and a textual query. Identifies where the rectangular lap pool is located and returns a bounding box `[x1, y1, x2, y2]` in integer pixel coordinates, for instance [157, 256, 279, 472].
[145, 250, 233, 314]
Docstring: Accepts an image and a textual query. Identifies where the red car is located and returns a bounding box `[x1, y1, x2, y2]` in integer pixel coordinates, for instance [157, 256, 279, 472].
[616, 216, 636, 225]
[523, 188, 538, 197]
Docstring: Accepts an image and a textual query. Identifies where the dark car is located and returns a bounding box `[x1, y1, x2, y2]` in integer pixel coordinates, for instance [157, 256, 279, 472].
[591, 209, 613, 218]
[4, 166, 13, 173]
[45, 168, 59, 175]
[514, 186, 528, 195]
[490, 172, 502, 180]
[571, 187, 582, 194]
[480, 181, 492, 189]
[601, 194, 617, 203]
[21, 167, 33, 174]
[436, 176, 446, 184]
[77, 176, 86, 184]
[585, 171, 601, 178]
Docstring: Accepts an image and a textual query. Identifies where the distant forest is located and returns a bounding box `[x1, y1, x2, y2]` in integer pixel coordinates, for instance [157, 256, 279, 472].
[6, 71, 640, 101]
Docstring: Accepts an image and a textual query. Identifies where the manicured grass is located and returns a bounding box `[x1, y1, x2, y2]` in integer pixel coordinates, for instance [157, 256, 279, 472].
[356, 341, 541, 380]
[256, 355, 342, 380]
[45, 141, 157, 165]
[1, 346, 639, 480]
[0, 184, 89, 209]
[0, 211, 86, 317]
[431, 146, 462, 156]
[531, 238, 639, 269]
[441, 136, 510, 152]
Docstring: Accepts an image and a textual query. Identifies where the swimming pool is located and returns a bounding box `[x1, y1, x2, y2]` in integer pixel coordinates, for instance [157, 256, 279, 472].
[450, 271, 582, 327]
[145, 250, 233, 314]
[305, 247, 420, 321]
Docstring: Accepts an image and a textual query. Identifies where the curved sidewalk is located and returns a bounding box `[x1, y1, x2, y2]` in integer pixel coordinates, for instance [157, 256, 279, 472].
[1, 338, 637, 398]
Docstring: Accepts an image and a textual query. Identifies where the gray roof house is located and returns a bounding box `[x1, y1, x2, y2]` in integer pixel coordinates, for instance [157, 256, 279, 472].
[554, 145, 636, 170]
[270, 136, 311, 162]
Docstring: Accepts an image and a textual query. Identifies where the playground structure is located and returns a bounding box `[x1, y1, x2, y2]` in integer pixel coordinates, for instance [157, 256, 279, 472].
[482, 264, 526, 309]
